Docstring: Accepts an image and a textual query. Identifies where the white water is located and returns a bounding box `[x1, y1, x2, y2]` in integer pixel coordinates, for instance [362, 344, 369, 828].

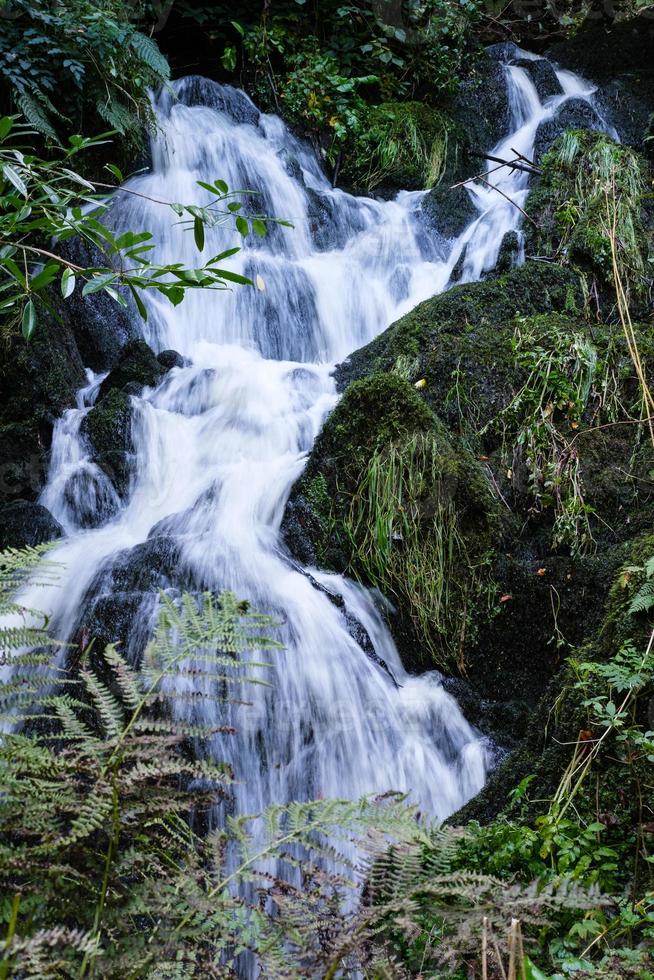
[7, 52, 605, 820]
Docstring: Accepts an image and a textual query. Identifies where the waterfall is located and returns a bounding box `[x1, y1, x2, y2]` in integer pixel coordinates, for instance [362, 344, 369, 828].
[8, 51, 605, 820]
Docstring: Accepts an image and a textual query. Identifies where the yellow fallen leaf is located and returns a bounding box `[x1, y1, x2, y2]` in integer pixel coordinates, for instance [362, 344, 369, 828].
[414, 378, 427, 389]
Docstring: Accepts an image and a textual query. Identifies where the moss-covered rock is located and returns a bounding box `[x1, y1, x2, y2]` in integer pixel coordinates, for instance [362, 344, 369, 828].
[456, 531, 654, 825]
[0, 306, 86, 506]
[97, 339, 166, 401]
[525, 131, 651, 313]
[80, 389, 135, 498]
[336, 262, 583, 392]
[283, 371, 500, 672]
[285, 258, 653, 744]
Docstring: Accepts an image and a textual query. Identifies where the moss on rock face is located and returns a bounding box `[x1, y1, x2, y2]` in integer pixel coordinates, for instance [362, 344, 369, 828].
[283, 372, 499, 671]
[456, 532, 654, 825]
[0, 306, 86, 505]
[337, 262, 583, 393]
[80, 389, 135, 498]
[525, 130, 651, 313]
[341, 101, 455, 193]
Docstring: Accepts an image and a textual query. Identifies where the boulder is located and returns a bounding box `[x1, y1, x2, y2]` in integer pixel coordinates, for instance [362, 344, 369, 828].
[58, 239, 140, 372]
[533, 97, 603, 162]
[97, 339, 167, 401]
[80, 389, 135, 498]
[514, 58, 564, 101]
[0, 304, 86, 504]
[0, 501, 64, 551]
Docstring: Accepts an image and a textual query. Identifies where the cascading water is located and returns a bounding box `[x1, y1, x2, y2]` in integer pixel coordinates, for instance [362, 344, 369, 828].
[8, 51, 610, 821]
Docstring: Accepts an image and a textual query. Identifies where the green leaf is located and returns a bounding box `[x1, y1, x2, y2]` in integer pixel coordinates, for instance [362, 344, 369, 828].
[207, 247, 240, 264]
[193, 216, 205, 252]
[252, 219, 267, 238]
[105, 163, 124, 182]
[21, 299, 36, 341]
[213, 269, 253, 286]
[214, 179, 228, 195]
[82, 272, 118, 296]
[0, 117, 13, 141]
[128, 283, 148, 321]
[235, 216, 249, 237]
[524, 958, 551, 980]
[29, 262, 59, 292]
[2, 164, 27, 197]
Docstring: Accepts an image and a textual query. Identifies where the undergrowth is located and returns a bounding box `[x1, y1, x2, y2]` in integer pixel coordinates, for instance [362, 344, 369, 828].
[481, 313, 638, 556]
[344, 431, 492, 671]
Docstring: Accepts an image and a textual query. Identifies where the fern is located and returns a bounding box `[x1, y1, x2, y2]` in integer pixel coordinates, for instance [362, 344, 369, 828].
[129, 31, 171, 80]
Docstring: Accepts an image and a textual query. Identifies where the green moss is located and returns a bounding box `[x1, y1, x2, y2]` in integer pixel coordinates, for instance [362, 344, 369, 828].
[80, 389, 134, 496]
[337, 261, 584, 391]
[457, 533, 654, 826]
[290, 372, 499, 671]
[341, 101, 455, 192]
[525, 130, 651, 311]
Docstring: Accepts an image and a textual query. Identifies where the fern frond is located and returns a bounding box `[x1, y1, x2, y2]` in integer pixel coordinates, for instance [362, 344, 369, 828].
[128, 31, 170, 80]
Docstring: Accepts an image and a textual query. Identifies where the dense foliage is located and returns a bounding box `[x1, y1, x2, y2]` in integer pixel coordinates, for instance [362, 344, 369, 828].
[0, 0, 169, 141]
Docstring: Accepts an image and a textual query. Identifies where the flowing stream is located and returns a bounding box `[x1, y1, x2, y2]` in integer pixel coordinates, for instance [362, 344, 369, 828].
[11, 50, 607, 821]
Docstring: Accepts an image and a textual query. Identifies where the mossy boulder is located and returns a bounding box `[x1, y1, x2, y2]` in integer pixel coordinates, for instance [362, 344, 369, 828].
[456, 532, 654, 825]
[80, 389, 135, 498]
[97, 339, 167, 401]
[336, 262, 583, 393]
[0, 306, 86, 506]
[283, 372, 500, 672]
[525, 130, 651, 314]
[285, 259, 653, 744]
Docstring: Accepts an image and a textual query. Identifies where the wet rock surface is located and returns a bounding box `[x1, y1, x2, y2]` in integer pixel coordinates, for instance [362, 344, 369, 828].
[0, 501, 64, 550]
[80, 389, 135, 498]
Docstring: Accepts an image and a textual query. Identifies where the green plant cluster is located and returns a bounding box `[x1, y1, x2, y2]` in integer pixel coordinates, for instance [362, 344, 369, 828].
[0, 0, 169, 142]
[342, 101, 451, 192]
[527, 131, 651, 310]
[176, 0, 482, 169]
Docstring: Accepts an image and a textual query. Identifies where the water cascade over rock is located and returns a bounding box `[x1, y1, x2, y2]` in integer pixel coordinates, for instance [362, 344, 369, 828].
[8, 49, 612, 823]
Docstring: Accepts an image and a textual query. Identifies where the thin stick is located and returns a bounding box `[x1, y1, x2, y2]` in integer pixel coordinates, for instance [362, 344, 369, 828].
[476, 176, 537, 227]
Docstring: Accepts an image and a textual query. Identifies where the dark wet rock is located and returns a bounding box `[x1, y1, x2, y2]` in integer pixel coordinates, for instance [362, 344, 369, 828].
[0, 501, 64, 551]
[494, 230, 522, 273]
[485, 42, 521, 63]
[171, 76, 260, 127]
[455, 534, 654, 824]
[157, 349, 186, 370]
[285, 558, 399, 687]
[281, 497, 321, 567]
[58, 240, 140, 372]
[452, 54, 511, 176]
[0, 304, 86, 504]
[419, 184, 477, 241]
[533, 97, 603, 162]
[74, 534, 185, 665]
[98, 340, 166, 400]
[80, 389, 135, 497]
[514, 58, 563, 101]
[547, 15, 654, 150]
[60, 465, 121, 530]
